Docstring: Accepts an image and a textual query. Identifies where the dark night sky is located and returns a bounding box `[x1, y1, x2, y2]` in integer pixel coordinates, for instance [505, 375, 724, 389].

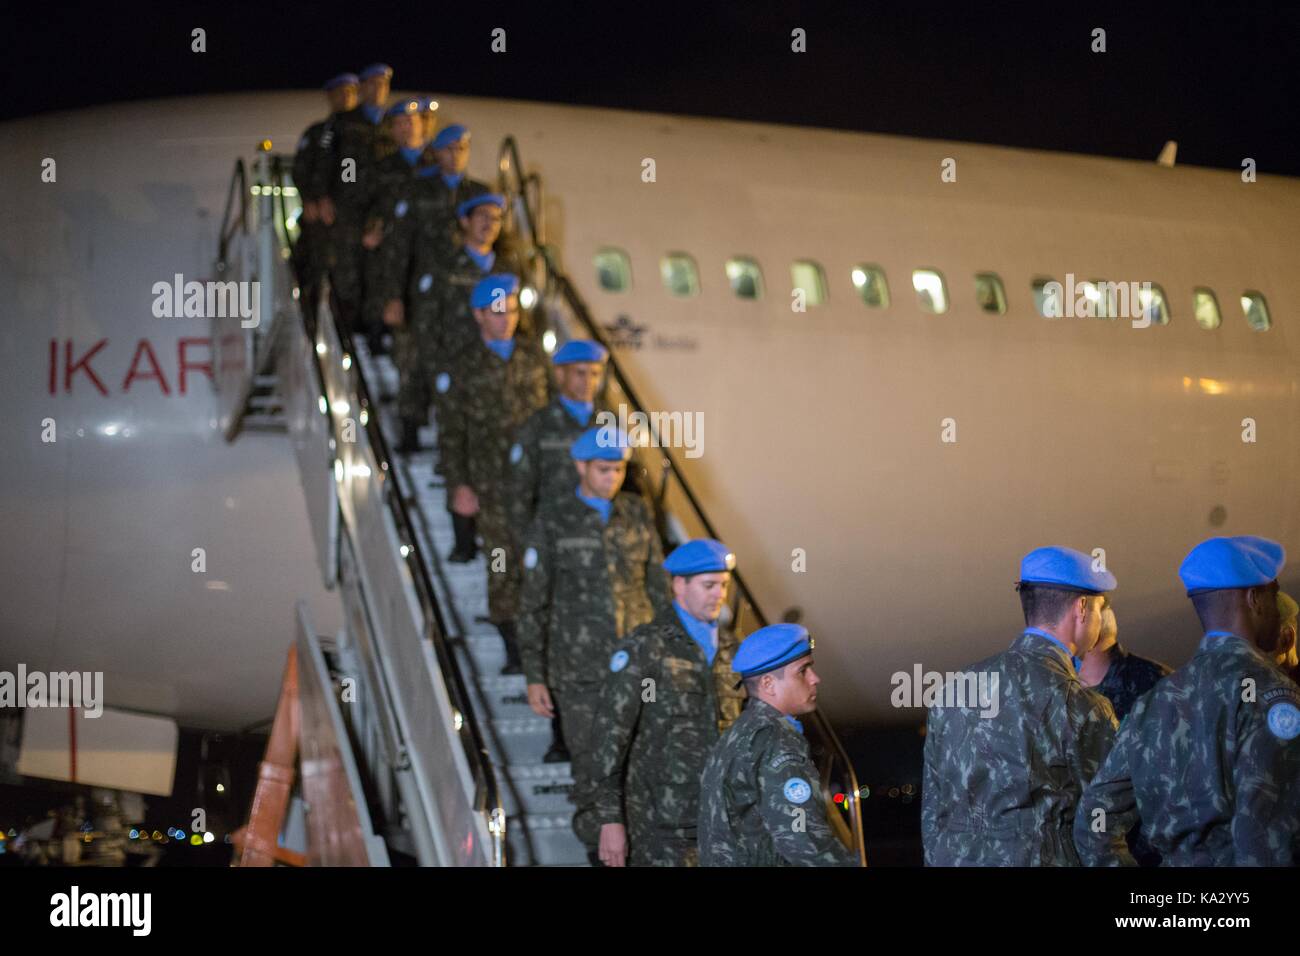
[3, 0, 1298, 175]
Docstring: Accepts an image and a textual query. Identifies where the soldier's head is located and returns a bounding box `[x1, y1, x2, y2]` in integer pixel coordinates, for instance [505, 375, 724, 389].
[432, 124, 471, 175]
[470, 275, 520, 343]
[359, 63, 392, 106]
[386, 99, 424, 150]
[1275, 592, 1298, 669]
[323, 73, 359, 113]
[1016, 546, 1117, 656]
[664, 539, 735, 624]
[1095, 595, 1118, 653]
[734, 625, 819, 715]
[551, 340, 608, 404]
[1181, 536, 1286, 651]
[457, 194, 505, 249]
[571, 426, 632, 500]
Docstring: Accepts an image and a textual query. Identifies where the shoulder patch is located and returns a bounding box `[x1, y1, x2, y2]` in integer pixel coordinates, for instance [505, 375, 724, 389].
[523, 546, 538, 570]
[1267, 700, 1300, 741]
[418, 273, 433, 293]
[435, 372, 451, 394]
[782, 777, 812, 805]
[509, 443, 523, 465]
[609, 649, 630, 673]
[394, 199, 409, 218]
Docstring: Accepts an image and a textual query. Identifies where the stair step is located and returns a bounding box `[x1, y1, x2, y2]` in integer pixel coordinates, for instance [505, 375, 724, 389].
[506, 813, 588, 867]
[474, 674, 533, 721]
[492, 716, 558, 765]
[501, 763, 575, 816]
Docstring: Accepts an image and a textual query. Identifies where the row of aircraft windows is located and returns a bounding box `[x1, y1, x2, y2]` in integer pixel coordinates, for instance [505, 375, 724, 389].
[592, 248, 1275, 331]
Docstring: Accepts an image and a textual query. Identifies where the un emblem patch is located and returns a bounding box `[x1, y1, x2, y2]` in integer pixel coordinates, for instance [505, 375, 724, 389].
[419, 273, 433, 293]
[523, 547, 538, 570]
[783, 777, 812, 805]
[609, 650, 630, 673]
[435, 372, 451, 394]
[1267, 701, 1300, 741]
[510, 443, 523, 465]
[394, 199, 409, 218]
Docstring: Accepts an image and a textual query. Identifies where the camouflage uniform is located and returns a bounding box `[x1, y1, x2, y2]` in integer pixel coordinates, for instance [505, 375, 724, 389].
[414, 242, 523, 430]
[325, 107, 385, 332]
[507, 398, 611, 534]
[516, 491, 669, 847]
[921, 631, 1119, 866]
[291, 116, 339, 319]
[437, 334, 550, 622]
[1094, 642, 1172, 723]
[589, 607, 746, 866]
[697, 698, 857, 866]
[1075, 633, 1300, 866]
[360, 149, 433, 336]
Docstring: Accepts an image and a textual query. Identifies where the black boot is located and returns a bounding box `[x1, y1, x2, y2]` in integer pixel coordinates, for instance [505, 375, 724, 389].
[396, 418, 422, 454]
[543, 714, 569, 763]
[447, 513, 478, 563]
[497, 621, 523, 675]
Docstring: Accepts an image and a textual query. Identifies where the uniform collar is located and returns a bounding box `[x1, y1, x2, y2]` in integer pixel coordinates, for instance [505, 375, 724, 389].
[464, 244, 494, 272]
[575, 485, 612, 523]
[1020, 627, 1081, 672]
[748, 698, 803, 734]
[558, 395, 594, 426]
[672, 600, 718, 665]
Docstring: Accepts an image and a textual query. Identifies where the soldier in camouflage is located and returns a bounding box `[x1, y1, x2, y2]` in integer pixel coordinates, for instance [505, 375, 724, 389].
[373, 122, 491, 336]
[1076, 535, 1300, 866]
[590, 539, 746, 867]
[438, 274, 550, 672]
[325, 62, 392, 337]
[388, 192, 507, 459]
[921, 546, 1119, 866]
[516, 426, 669, 858]
[507, 339, 610, 535]
[697, 624, 857, 867]
[357, 98, 433, 352]
[291, 72, 357, 326]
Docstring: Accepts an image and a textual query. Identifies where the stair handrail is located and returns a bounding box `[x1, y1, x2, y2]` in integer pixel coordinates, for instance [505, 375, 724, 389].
[497, 135, 867, 865]
[260, 152, 507, 864]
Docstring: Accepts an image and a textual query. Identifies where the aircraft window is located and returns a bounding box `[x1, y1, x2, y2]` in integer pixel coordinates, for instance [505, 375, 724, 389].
[594, 248, 631, 293]
[1137, 284, 1170, 326]
[851, 265, 890, 308]
[974, 273, 1006, 314]
[790, 260, 827, 306]
[1241, 291, 1271, 331]
[725, 257, 764, 299]
[660, 253, 700, 297]
[1193, 288, 1221, 330]
[1032, 277, 1061, 318]
[912, 269, 948, 314]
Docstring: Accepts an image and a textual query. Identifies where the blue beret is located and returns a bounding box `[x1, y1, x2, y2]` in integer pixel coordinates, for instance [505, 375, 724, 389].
[360, 63, 393, 80]
[456, 193, 505, 218]
[553, 339, 609, 365]
[664, 539, 735, 576]
[1019, 546, 1116, 593]
[386, 98, 422, 118]
[732, 624, 813, 678]
[1179, 536, 1285, 596]
[470, 274, 519, 310]
[324, 73, 359, 90]
[432, 124, 469, 150]
[571, 426, 633, 462]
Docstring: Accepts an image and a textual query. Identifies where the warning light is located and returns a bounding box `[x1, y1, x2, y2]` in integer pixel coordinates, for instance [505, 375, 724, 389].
[258, 139, 273, 152]
[834, 793, 844, 804]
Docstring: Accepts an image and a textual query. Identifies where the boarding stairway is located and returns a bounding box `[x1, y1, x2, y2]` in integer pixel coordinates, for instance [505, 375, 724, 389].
[212, 137, 866, 866]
